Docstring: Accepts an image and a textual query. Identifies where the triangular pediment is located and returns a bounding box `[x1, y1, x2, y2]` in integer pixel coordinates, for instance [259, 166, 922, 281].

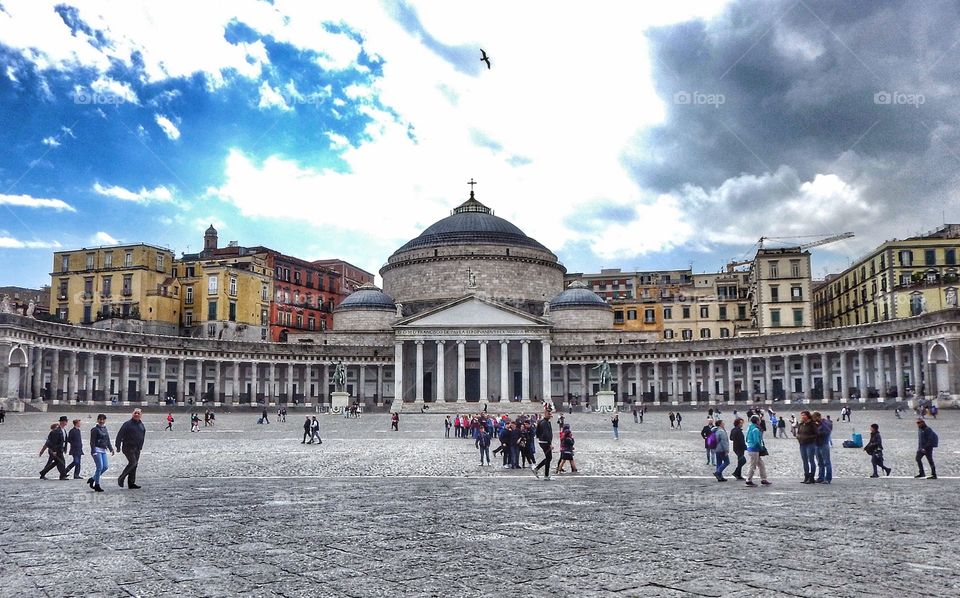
[395, 296, 549, 328]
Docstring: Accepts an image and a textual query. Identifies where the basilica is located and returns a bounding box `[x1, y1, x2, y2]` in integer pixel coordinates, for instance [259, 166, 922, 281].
[1, 190, 959, 411]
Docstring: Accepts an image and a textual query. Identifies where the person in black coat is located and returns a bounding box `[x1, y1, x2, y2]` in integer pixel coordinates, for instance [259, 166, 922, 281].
[864, 423, 891, 478]
[533, 410, 554, 479]
[65, 419, 84, 479]
[302, 416, 312, 443]
[39, 416, 69, 480]
[115, 409, 146, 489]
[730, 418, 747, 481]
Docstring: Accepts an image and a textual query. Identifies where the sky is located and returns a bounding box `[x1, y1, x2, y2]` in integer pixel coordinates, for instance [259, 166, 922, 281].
[1, 0, 958, 289]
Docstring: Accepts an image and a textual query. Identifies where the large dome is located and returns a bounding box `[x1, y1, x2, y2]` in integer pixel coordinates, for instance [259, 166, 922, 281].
[336, 283, 395, 311]
[549, 281, 610, 310]
[393, 195, 549, 253]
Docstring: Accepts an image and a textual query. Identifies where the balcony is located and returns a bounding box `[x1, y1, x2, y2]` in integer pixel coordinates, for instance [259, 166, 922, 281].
[82, 292, 93, 301]
[121, 289, 133, 296]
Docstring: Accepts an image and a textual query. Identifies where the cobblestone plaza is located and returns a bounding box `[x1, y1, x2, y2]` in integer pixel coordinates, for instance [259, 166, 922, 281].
[1, 409, 957, 597]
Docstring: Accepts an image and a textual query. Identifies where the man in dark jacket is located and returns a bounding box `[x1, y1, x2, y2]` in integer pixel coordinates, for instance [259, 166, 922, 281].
[813, 411, 833, 484]
[796, 411, 819, 484]
[115, 409, 146, 489]
[730, 418, 747, 480]
[39, 416, 69, 480]
[533, 410, 553, 480]
[65, 419, 84, 479]
[915, 418, 938, 479]
[302, 416, 312, 443]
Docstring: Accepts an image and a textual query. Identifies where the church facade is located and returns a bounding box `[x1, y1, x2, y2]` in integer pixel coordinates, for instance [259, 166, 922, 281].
[2, 191, 960, 410]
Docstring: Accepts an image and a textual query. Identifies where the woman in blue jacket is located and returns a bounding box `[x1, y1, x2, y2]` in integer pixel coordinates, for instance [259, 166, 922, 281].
[744, 416, 772, 487]
[87, 414, 115, 492]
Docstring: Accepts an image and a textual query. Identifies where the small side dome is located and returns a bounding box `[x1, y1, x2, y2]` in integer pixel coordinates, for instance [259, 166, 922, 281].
[549, 281, 610, 310]
[336, 283, 396, 311]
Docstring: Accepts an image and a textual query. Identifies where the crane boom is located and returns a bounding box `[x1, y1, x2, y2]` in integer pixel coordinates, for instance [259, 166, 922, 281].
[799, 232, 854, 249]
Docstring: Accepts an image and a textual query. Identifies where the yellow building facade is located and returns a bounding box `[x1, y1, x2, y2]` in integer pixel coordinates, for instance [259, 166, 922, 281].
[814, 224, 960, 328]
[50, 244, 179, 334]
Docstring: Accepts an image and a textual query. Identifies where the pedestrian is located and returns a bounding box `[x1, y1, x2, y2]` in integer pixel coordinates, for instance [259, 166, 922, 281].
[165, 412, 174, 431]
[701, 419, 716, 466]
[302, 416, 312, 443]
[454, 415, 462, 438]
[813, 411, 833, 484]
[391, 412, 399, 431]
[0, 407, 6, 423]
[713, 419, 730, 482]
[744, 415, 771, 487]
[638, 408, 644, 423]
[115, 409, 146, 490]
[796, 410, 818, 484]
[894, 407, 902, 419]
[675, 412, 683, 430]
[477, 426, 491, 465]
[632, 408, 638, 424]
[730, 418, 746, 480]
[39, 417, 69, 480]
[65, 419, 84, 479]
[310, 416, 322, 444]
[777, 416, 787, 438]
[260, 407, 269, 424]
[789, 414, 797, 437]
[915, 418, 938, 479]
[533, 410, 554, 480]
[87, 414, 114, 492]
[669, 412, 675, 428]
[864, 423, 892, 478]
[612, 413, 620, 440]
[204, 410, 211, 427]
[444, 416, 452, 438]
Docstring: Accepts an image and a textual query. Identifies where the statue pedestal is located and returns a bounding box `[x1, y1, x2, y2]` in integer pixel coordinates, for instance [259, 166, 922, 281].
[331, 391, 350, 410]
[596, 390, 615, 411]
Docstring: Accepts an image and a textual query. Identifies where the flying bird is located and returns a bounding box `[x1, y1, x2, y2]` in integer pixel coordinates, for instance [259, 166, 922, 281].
[480, 49, 491, 70]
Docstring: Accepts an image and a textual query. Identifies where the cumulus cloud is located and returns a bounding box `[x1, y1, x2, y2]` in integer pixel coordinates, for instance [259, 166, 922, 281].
[0, 236, 62, 249]
[257, 80, 291, 111]
[90, 231, 119, 245]
[92, 182, 174, 203]
[41, 136, 60, 147]
[0, 193, 75, 211]
[153, 114, 181, 140]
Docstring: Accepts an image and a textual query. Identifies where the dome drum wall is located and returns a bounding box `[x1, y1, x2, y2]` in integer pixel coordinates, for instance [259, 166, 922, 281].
[549, 308, 614, 330]
[333, 310, 397, 331]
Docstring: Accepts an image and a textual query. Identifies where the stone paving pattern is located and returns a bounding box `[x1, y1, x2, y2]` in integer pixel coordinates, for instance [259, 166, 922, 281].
[0, 408, 958, 597]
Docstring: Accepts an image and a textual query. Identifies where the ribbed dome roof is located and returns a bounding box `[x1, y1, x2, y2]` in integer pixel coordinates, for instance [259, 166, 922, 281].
[393, 194, 549, 253]
[337, 283, 396, 311]
[549, 281, 610, 310]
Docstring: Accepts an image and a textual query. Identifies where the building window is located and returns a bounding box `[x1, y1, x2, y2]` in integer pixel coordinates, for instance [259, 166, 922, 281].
[720, 327, 730, 338]
[663, 329, 674, 339]
[700, 329, 711, 339]
[83, 278, 93, 300]
[101, 276, 112, 297]
[185, 311, 193, 326]
[791, 286, 802, 300]
[681, 329, 693, 340]
[308, 316, 315, 331]
[900, 273, 912, 287]
[262, 284, 269, 301]
[770, 286, 779, 303]
[86, 253, 95, 269]
[207, 323, 216, 337]
[900, 250, 913, 266]
[208, 301, 217, 320]
[122, 275, 132, 296]
[208, 276, 218, 294]
[644, 308, 655, 323]
[718, 306, 727, 320]
[296, 314, 303, 328]
[156, 254, 164, 271]
[790, 260, 801, 278]
[228, 302, 236, 322]
[737, 304, 747, 320]
[124, 251, 133, 267]
[682, 306, 690, 319]
[769, 261, 779, 278]
[627, 309, 637, 320]
[614, 311, 624, 324]
[60, 255, 69, 272]
[58, 280, 69, 300]
[185, 265, 195, 278]
[910, 293, 924, 316]
[228, 277, 237, 296]
[104, 252, 113, 268]
[663, 307, 672, 320]
[699, 306, 709, 318]
[261, 309, 269, 326]
[185, 286, 194, 305]
[771, 309, 781, 327]
[58, 307, 68, 321]
[83, 305, 92, 324]
[793, 308, 803, 326]
[946, 249, 957, 266]
[925, 249, 936, 266]
[294, 271, 301, 284]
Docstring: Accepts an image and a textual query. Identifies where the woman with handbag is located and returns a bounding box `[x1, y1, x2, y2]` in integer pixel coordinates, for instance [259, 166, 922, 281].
[864, 423, 892, 478]
[744, 415, 772, 487]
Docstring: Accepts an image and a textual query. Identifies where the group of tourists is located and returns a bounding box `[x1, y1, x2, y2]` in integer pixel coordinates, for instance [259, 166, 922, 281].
[38, 409, 146, 492]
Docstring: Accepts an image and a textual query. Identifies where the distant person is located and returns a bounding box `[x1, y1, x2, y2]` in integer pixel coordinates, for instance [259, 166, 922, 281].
[0, 407, 6, 423]
[115, 409, 146, 490]
[744, 415, 771, 487]
[730, 418, 746, 480]
[713, 419, 730, 482]
[864, 423, 891, 478]
[669, 412, 676, 429]
[675, 412, 683, 430]
[444, 416, 452, 438]
[533, 410, 554, 480]
[165, 412, 174, 431]
[814, 411, 833, 484]
[310, 416, 322, 444]
[65, 419, 84, 479]
[611, 414, 620, 440]
[477, 426, 491, 466]
[39, 418, 68, 480]
[391, 412, 399, 431]
[87, 414, 114, 492]
[915, 419, 938, 479]
[260, 407, 269, 424]
[302, 416, 312, 444]
[796, 411, 818, 484]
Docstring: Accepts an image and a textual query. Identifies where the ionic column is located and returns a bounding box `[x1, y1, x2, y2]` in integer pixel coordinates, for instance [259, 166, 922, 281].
[268, 362, 276, 403]
[159, 358, 167, 401]
[67, 351, 78, 402]
[435, 341, 446, 402]
[688, 361, 697, 403]
[764, 356, 772, 402]
[857, 348, 867, 403]
[415, 340, 424, 402]
[745, 357, 753, 403]
[214, 360, 222, 403]
[895, 345, 905, 401]
[500, 340, 509, 401]
[707, 359, 716, 403]
[726, 358, 735, 404]
[120, 355, 130, 402]
[286, 363, 294, 402]
[103, 354, 112, 399]
[480, 340, 489, 403]
[376, 365, 383, 404]
[653, 361, 661, 403]
[801, 354, 810, 403]
[196, 359, 205, 403]
[821, 352, 830, 402]
[671, 360, 680, 403]
[913, 344, 923, 397]
[636, 361, 644, 402]
[49, 348, 60, 401]
[457, 340, 467, 403]
[840, 351, 850, 402]
[520, 340, 530, 402]
[251, 362, 259, 403]
[875, 348, 884, 400]
[85, 352, 95, 402]
[32, 347, 43, 400]
[232, 361, 240, 404]
[563, 364, 571, 403]
[541, 341, 550, 404]
[323, 362, 330, 401]
[580, 363, 587, 401]
[177, 358, 185, 403]
[358, 364, 366, 401]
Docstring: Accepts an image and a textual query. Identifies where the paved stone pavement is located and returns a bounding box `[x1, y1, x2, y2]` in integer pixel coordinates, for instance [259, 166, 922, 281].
[1, 408, 958, 597]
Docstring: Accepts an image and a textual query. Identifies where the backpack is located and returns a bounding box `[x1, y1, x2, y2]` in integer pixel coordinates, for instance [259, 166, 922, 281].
[706, 430, 718, 449]
[930, 429, 939, 448]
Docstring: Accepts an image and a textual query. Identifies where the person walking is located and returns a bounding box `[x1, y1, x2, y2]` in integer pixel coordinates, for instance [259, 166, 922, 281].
[744, 415, 771, 487]
[310, 416, 322, 444]
[0, 407, 5, 423]
[701, 419, 716, 466]
[730, 418, 747, 480]
[777, 416, 787, 439]
[65, 419, 84, 479]
[533, 410, 554, 480]
[675, 412, 683, 430]
[115, 409, 146, 490]
[814, 411, 833, 484]
[864, 423, 891, 477]
[302, 416, 312, 443]
[444, 416, 452, 438]
[669, 412, 675, 429]
[391, 412, 399, 431]
[477, 426, 491, 466]
[39, 417, 69, 480]
[611, 413, 620, 440]
[165, 412, 174, 431]
[87, 414, 114, 492]
[260, 407, 269, 424]
[915, 418, 938, 479]
[796, 411, 818, 484]
[713, 419, 730, 482]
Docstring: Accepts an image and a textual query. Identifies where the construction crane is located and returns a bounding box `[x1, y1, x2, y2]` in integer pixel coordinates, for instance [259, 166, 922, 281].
[726, 232, 855, 272]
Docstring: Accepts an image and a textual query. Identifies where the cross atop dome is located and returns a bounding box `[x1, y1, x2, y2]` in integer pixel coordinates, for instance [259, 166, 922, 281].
[452, 178, 493, 215]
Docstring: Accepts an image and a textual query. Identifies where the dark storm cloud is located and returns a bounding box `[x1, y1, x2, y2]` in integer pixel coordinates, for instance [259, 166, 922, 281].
[629, 0, 960, 264]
